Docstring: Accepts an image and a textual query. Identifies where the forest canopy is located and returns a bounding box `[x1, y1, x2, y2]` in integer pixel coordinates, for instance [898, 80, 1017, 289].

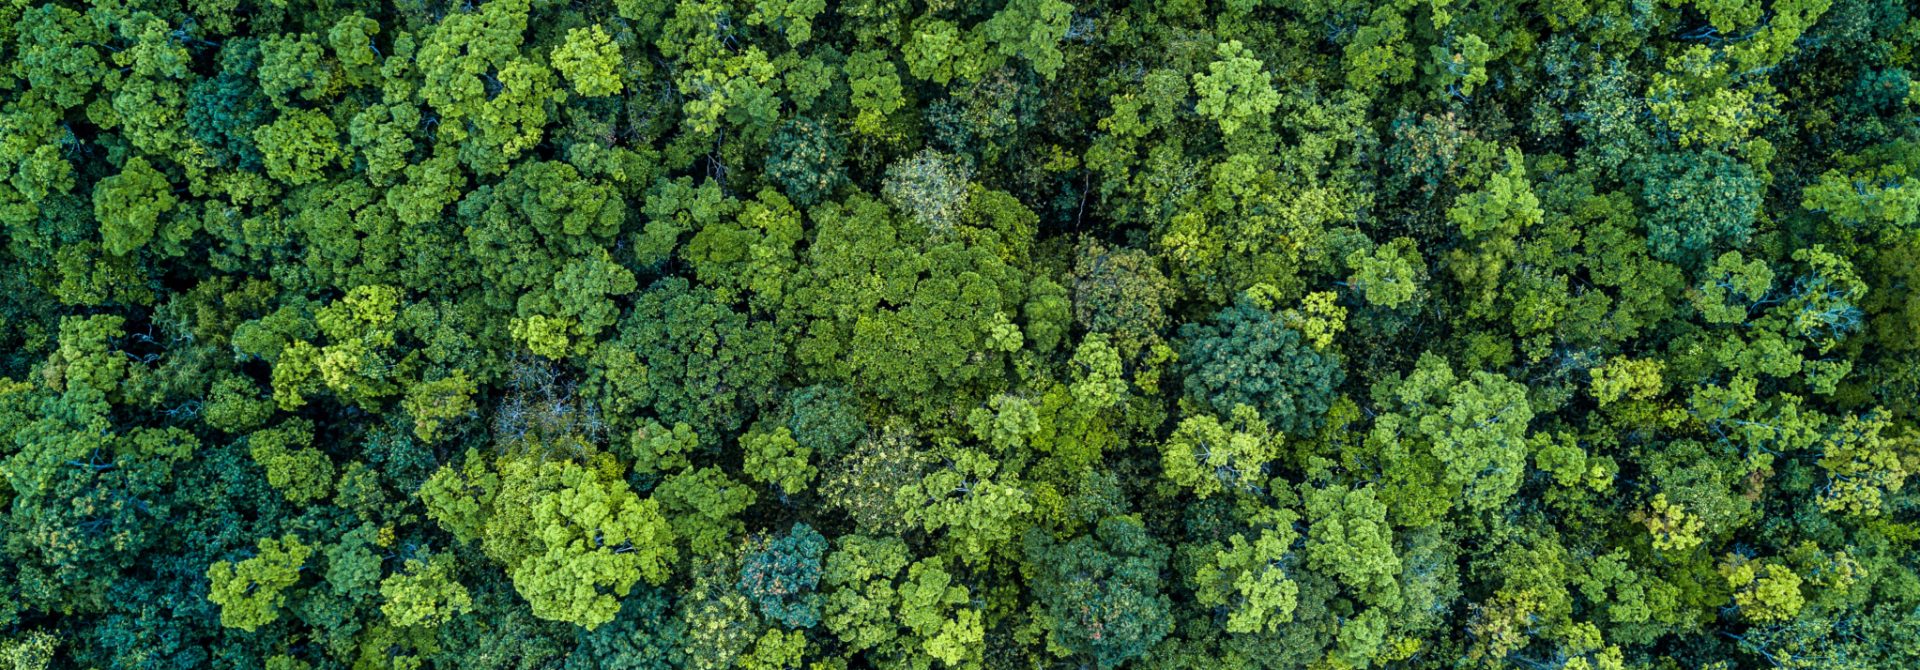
[2, 0, 1920, 668]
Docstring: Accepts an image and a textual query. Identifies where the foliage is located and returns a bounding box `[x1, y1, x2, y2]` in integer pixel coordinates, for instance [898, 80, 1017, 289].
[1024, 518, 1173, 668]
[4, 1, 1917, 667]
[551, 26, 622, 97]
[738, 523, 828, 628]
[207, 535, 311, 632]
[1179, 300, 1346, 436]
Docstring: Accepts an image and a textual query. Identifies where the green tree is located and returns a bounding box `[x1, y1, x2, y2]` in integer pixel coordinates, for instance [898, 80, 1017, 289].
[765, 118, 847, 206]
[846, 49, 905, 135]
[1363, 353, 1535, 520]
[882, 149, 973, 237]
[552, 26, 623, 97]
[738, 523, 828, 628]
[1346, 237, 1427, 309]
[414, 0, 562, 174]
[1194, 40, 1280, 136]
[978, 0, 1073, 80]
[422, 454, 677, 629]
[1160, 405, 1279, 500]
[1303, 485, 1401, 606]
[1800, 140, 1920, 230]
[247, 419, 336, 504]
[1179, 300, 1346, 436]
[254, 109, 345, 185]
[91, 157, 175, 256]
[1192, 508, 1301, 635]
[781, 385, 866, 460]
[207, 535, 312, 632]
[820, 534, 983, 668]
[1024, 518, 1173, 668]
[898, 446, 1032, 563]
[589, 278, 781, 440]
[1072, 241, 1176, 354]
[742, 425, 815, 496]
[1639, 150, 1762, 265]
[380, 552, 474, 628]
[654, 467, 758, 558]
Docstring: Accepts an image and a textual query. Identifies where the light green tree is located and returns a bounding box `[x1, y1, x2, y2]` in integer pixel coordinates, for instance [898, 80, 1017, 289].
[207, 535, 312, 631]
[379, 552, 474, 628]
[552, 26, 623, 97]
[1193, 40, 1279, 136]
[92, 157, 176, 256]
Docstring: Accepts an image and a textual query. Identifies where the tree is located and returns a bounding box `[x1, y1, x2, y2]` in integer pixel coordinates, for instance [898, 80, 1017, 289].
[380, 552, 473, 628]
[781, 385, 865, 460]
[256, 33, 337, 102]
[254, 109, 345, 186]
[499, 458, 677, 629]
[738, 524, 828, 628]
[846, 49, 905, 135]
[1815, 411, 1914, 516]
[1346, 237, 1427, 309]
[552, 26, 623, 97]
[421, 454, 677, 629]
[459, 160, 631, 356]
[1024, 518, 1173, 668]
[247, 419, 336, 504]
[765, 118, 847, 207]
[1800, 139, 1919, 230]
[682, 189, 803, 311]
[678, 555, 762, 670]
[11, 5, 109, 110]
[566, 588, 687, 670]
[403, 370, 477, 442]
[821, 534, 913, 656]
[1638, 151, 1762, 265]
[1302, 485, 1401, 607]
[1363, 353, 1535, 520]
[1445, 148, 1542, 320]
[1194, 40, 1280, 136]
[268, 284, 408, 411]
[654, 467, 758, 558]
[1192, 508, 1301, 635]
[820, 427, 933, 535]
[1072, 241, 1176, 354]
[1160, 405, 1279, 500]
[882, 149, 973, 238]
[898, 446, 1032, 562]
[1179, 300, 1346, 436]
[589, 278, 781, 441]
[978, 0, 1073, 80]
[207, 535, 311, 632]
[414, 0, 562, 174]
[820, 534, 983, 667]
[785, 193, 1030, 415]
[743, 426, 816, 497]
[1720, 555, 1806, 624]
[628, 420, 698, 476]
[91, 157, 175, 256]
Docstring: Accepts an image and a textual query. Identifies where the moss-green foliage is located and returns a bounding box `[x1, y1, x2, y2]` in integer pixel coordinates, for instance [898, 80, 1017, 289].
[207, 535, 312, 632]
[5, 1, 1920, 668]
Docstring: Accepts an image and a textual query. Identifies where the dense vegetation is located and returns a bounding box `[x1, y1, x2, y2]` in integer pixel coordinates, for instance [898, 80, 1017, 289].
[1, 0, 1918, 667]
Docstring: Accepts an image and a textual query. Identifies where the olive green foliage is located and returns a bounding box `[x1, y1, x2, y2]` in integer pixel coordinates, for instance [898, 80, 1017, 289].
[5, 1, 1920, 668]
